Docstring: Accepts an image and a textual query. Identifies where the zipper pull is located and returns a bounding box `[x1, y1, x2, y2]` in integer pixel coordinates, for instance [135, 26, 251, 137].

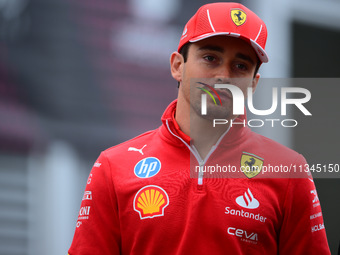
[198, 161, 204, 186]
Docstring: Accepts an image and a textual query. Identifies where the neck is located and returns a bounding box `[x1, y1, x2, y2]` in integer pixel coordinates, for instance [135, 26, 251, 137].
[175, 99, 230, 160]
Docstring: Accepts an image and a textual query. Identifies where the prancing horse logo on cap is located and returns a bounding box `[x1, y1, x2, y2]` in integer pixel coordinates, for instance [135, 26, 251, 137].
[231, 9, 247, 26]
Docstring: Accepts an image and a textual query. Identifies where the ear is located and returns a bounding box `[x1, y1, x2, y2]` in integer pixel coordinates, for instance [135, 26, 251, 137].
[251, 73, 260, 93]
[170, 52, 184, 83]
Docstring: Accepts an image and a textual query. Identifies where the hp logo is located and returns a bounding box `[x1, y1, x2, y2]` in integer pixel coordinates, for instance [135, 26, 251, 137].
[134, 157, 161, 178]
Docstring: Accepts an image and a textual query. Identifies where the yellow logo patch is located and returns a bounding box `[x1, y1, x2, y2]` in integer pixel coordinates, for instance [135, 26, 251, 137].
[231, 9, 247, 26]
[133, 185, 169, 219]
[240, 152, 264, 178]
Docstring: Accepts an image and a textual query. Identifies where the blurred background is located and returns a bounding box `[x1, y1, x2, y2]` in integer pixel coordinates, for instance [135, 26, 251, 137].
[0, 0, 339, 254]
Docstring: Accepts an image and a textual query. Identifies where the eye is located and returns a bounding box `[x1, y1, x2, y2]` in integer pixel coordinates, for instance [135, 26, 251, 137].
[235, 63, 248, 70]
[203, 55, 217, 62]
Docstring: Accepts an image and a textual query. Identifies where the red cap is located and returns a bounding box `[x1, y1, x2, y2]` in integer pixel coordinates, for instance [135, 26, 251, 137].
[178, 2, 268, 63]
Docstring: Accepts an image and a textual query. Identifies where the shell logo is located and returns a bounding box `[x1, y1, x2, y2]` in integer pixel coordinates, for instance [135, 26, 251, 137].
[133, 185, 169, 220]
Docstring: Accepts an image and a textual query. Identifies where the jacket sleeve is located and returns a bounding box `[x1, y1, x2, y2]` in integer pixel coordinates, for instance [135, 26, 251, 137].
[68, 152, 121, 255]
[278, 155, 330, 254]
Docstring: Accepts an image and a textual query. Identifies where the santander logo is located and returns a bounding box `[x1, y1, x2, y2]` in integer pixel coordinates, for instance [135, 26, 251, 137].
[236, 188, 259, 209]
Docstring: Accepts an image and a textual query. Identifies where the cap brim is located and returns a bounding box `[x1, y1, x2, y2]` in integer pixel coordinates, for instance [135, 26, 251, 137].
[189, 32, 268, 63]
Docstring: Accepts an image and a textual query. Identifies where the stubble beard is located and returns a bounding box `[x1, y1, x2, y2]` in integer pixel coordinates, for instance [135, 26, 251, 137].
[190, 98, 233, 121]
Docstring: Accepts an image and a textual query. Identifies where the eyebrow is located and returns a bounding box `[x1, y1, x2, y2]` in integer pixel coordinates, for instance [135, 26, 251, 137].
[198, 45, 224, 53]
[198, 45, 256, 65]
[235, 53, 255, 65]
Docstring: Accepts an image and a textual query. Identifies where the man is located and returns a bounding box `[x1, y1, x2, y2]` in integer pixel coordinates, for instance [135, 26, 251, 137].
[68, 2, 330, 254]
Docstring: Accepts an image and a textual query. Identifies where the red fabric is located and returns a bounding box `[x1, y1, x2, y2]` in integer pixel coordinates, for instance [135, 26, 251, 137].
[69, 100, 330, 255]
[178, 3, 268, 63]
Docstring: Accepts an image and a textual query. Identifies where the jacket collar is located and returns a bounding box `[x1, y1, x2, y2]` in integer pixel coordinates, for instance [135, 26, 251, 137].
[159, 99, 250, 147]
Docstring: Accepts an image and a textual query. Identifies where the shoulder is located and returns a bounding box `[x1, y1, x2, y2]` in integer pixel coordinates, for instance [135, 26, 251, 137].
[242, 130, 310, 178]
[246, 130, 305, 163]
[103, 128, 160, 158]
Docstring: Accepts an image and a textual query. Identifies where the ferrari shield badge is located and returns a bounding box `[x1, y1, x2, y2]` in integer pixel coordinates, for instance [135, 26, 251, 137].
[240, 152, 264, 178]
[231, 9, 247, 26]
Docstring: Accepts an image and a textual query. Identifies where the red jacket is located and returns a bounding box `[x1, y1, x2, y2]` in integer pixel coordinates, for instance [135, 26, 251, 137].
[69, 100, 330, 254]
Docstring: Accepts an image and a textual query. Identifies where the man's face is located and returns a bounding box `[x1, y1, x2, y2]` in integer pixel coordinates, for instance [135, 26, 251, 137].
[177, 36, 260, 120]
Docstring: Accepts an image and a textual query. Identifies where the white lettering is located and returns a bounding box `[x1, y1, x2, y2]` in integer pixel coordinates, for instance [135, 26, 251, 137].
[247, 119, 264, 128]
[281, 119, 298, 127]
[311, 223, 325, 233]
[227, 227, 258, 243]
[225, 207, 267, 223]
[230, 119, 246, 127]
[212, 118, 299, 128]
[281, 87, 312, 116]
[247, 87, 278, 115]
[227, 227, 235, 235]
[200, 85, 311, 116]
[215, 84, 245, 115]
[79, 206, 91, 216]
[265, 119, 280, 127]
[310, 212, 322, 220]
[213, 119, 228, 127]
[235, 229, 243, 237]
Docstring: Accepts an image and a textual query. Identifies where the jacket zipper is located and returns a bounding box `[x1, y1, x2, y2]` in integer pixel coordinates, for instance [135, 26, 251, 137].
[166, 120, 230, 187]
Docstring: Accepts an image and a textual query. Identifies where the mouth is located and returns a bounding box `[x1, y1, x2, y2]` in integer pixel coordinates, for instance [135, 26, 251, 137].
[215, 89, 232, 100]
[196, 82, 232, 102]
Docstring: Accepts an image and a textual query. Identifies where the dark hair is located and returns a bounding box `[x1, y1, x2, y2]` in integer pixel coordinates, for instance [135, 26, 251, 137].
[177, 44, 190, 87]
[179, 43, 191, 63]
[178, 42, 261, 81]
[254, 59, 261, 78]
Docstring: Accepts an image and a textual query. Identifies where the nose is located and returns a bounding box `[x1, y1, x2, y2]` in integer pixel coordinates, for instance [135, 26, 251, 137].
[215, 66, 232, 83]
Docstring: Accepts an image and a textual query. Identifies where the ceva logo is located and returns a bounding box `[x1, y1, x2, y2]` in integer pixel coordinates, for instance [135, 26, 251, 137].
[236, 188, 259, 209]
[227, 227, 258, 243]
[134, 157, 161, 178]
